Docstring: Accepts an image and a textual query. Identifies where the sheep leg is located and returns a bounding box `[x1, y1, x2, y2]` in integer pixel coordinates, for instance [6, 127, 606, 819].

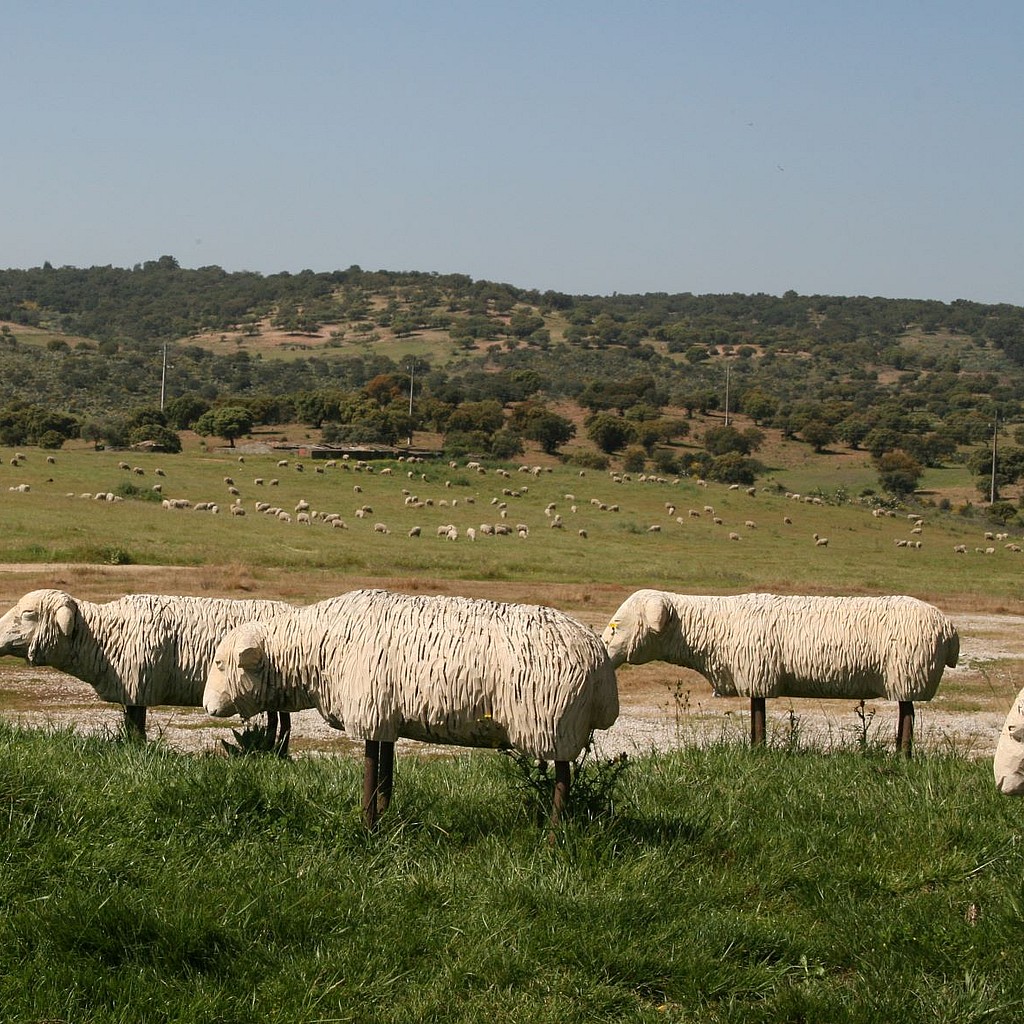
[750, 697, 767, 747]
[548, 759, 571, 843]
[264, 710, 291, 757]
[123, 705, 147, 741]
[377, 740, 395, 814]
[276, 712, 292, 758]
[896, 701, 915, 757]
[362, 740, 381, 829]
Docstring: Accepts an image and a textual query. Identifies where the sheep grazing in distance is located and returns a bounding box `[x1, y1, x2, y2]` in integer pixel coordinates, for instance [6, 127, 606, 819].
[813, 533, 829, 547]
[0, 590, 306, 750]
[204, 589, 619, 832]
[601, 589, 959, 756]
[994, 684, 1024, 794]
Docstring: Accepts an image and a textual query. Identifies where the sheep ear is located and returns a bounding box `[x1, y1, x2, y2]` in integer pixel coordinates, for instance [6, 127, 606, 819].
[643, 592, 672, 634]
[235, 626, 266, 670]
[55, 601, 76, 637]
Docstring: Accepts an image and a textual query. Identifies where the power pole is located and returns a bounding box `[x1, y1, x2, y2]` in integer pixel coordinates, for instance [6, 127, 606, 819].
[407, 359, 415, 446]
[160, 343, 167, 411]
[990, 412, 999, 504]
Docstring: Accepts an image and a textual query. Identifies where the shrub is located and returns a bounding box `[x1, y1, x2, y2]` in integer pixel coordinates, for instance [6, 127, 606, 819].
[568, 450, 610, 471]
[622, 446, 647, 473]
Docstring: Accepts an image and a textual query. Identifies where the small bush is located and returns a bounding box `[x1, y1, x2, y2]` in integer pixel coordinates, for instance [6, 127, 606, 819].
[568, 449, 611, 471]
[116, 482, 163, 502]
[622, 446, 647, 472]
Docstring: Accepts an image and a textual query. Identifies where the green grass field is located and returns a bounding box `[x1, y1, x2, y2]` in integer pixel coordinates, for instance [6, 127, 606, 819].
[0, 443, 1017, 609]
[1, 724, 1020, 1023]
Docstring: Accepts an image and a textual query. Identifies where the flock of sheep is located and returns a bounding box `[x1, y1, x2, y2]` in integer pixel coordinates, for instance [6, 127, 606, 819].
[9, 449, 1022, 563]
[6, 579, 1020, 832]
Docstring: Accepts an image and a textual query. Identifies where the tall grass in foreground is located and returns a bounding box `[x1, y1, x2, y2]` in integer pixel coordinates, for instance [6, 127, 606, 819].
[1, 723, 1022, 1024]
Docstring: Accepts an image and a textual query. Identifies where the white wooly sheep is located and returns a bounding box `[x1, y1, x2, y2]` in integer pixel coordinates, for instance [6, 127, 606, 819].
[204, 590, 619, 826]
[0, 589, 306, 748]
[994, 685, 1024, 794]
[994, 684, 1024, 794]
[601, 589, 959, 754]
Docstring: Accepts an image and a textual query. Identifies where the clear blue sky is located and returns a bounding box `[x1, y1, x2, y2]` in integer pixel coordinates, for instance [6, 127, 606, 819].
[5, 2, 1023, 303]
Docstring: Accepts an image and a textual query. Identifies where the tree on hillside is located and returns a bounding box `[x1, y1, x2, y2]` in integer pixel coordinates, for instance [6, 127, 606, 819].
[967, 445, 1024, 500]
[875, 450, 923, 497]
[703, 424, 763, 457]
[741, 387, 778, 426]
[443, 399, 505, 435]
[836, 413, 872, 450]
[521, 409, 576, 455]
[129, 423, 182, 453]
[165, 394, 210, 430]
[508, 401, 576, 455]
[194, 406, 253, 448]
[586, 413, 634, 454]
[509, 307, 545, 339]
[800, 419, 835, 453]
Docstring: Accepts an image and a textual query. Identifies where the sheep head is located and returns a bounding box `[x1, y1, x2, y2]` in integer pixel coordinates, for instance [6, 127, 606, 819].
[994, 690, 1024, 795]
[204, 622, 270, 721]
[601, 589, 673, 668]
[0, 589, 78, 666]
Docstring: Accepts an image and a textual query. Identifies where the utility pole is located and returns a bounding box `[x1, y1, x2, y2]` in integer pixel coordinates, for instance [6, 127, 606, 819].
[990, 412, 999, 504]
[724, 361, 731, 427]
[407, 359, 415, 446]
[160, 342, 167, 411]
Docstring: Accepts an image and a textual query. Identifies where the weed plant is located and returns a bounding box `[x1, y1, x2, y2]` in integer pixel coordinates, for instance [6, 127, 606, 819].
[1, 721, 1022, 1023]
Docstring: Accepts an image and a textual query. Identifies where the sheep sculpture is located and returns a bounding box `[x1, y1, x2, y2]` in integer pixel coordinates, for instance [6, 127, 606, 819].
[601, 589, 959, 755]
[0, 589, 307, 750]
[994, 685, 1024, 794]
[204, 589, 619, 830]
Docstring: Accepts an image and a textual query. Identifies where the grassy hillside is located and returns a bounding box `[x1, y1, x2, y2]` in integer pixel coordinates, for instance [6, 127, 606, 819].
[0, 444, 1018, 609]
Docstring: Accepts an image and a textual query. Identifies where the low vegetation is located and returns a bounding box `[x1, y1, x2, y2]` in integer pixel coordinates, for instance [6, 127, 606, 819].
[1, 723, 1019, 1023]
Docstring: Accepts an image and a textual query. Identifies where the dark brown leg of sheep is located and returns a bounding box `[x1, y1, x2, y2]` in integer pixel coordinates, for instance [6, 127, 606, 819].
[124, 705, 147, 740]
[264, 711, 291, 757]
[362, 740, 380, 829]
[378, 740, 395, 814]
[276, 712, 292, 758]
[750, 697, 766, 747]
[548, 759, 571, 844]
[896, 701, 914, 757]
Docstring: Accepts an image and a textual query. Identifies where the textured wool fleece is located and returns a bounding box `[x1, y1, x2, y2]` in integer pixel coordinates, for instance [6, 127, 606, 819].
[994, 686, 1024, 794]
[205, 589, 619, 761]
[0, 589, 302, 709]
[602, 589, 959, 701]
